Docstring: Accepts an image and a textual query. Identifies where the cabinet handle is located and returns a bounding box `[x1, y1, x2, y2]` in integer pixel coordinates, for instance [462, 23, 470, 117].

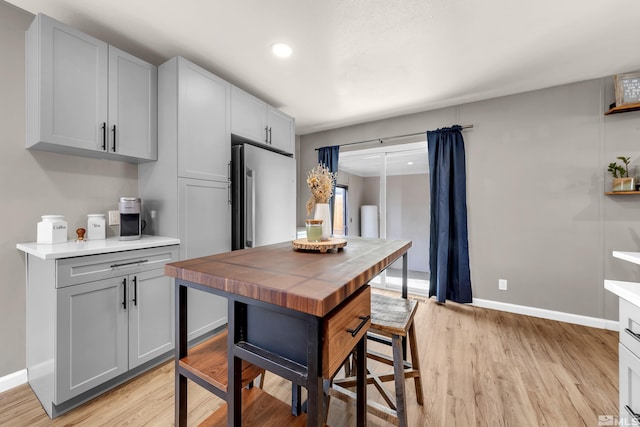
[112, 124, 117, 152]
[132, 276, 137, 306]
[101, 122, 107, 151]
[110, 259, 149, 269]
[227, 161, 232, 204]
[122, 278, 127, 310]
[626, 405, 640, 423]
[346, 315, 370, 337]
[265, 126, 269, 144]
[268, 127, 272, 144]
[625, 328, 640, 343]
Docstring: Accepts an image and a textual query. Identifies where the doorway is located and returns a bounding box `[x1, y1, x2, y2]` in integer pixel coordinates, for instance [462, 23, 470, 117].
[338, 140, 430, 295]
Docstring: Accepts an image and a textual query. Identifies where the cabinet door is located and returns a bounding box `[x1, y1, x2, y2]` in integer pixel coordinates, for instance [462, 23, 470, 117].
[128, 270, 174, 369]
[108, 46, 158, 161]
[620, 343, 640, 426]
[28, 14, 108, 152]
[178, 58, 230, 181]
[56, 277, 127, 403]
[267, 105, 295, 154]
[231, 86, 267, 144]
[178, 178, 229, 340]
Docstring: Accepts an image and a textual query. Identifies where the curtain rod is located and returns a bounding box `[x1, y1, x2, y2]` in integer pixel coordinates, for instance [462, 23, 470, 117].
[314, 124, 473, 151]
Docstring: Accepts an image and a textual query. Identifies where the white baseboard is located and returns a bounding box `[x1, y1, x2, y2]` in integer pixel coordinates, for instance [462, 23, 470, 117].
[472, 298, 619, 331]
[0, 369, 27, 394]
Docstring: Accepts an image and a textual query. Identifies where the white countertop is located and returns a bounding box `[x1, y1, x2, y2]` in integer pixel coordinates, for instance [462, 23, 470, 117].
[17, 235, 180, 260]
[613, 251, 640, 266]
[605, 280, 640, 308]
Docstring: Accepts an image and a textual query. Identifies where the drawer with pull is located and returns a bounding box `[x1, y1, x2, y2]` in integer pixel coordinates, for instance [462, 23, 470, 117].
[57, 245, 178, 288]
[322, 285, 371, 379]
[620, 298, 640, 358]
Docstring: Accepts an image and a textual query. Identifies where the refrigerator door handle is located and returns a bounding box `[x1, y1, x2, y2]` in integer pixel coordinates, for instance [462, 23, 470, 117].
[246, 168, 255, 248]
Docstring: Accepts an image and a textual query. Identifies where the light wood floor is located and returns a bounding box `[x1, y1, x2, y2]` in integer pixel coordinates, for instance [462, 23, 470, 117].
[0, 294, 619, 426]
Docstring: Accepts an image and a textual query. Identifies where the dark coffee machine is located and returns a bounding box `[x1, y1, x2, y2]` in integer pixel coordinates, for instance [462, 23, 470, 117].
[119, 197, 142, 240]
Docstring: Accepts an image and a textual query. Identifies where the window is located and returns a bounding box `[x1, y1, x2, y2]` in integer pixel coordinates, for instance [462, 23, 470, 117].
[333, 186, 348, 237]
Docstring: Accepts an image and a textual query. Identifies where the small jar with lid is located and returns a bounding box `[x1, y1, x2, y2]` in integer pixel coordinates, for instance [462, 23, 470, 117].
[305, 219, 323, 242]
[37, 215, 68, 244]
[87, 214, 106, 240]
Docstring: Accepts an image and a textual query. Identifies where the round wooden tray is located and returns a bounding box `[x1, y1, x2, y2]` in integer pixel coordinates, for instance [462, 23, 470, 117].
[292, 238, 347, 253]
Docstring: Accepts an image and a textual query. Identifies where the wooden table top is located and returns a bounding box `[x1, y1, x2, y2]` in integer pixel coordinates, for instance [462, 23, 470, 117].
[165, 237, 411, 317]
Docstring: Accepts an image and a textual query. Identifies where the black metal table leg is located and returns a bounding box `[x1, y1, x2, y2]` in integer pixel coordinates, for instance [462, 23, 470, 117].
[228, 300, 243, 427]
[175, 284, 188, 427]
[402, 252, 408, 299]
[356, 335, 367, 427]
[292, 384, 302, 416]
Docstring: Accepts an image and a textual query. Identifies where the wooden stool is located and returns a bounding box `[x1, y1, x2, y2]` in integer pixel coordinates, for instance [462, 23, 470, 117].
[331, 293, 423, 426]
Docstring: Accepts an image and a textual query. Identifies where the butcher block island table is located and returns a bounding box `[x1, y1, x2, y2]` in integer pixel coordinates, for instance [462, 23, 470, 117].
[165, 237, 412, 427]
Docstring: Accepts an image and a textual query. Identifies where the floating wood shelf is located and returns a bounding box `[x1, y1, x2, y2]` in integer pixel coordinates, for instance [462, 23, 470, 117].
[605, 191, 640, 195]
[605, 103, 640, 115]
[199, 387, 308, 427]
[178, 329, 264, 395]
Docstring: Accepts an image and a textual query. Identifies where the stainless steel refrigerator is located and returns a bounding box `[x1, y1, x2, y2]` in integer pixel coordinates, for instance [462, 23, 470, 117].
[231, 142, 296, 250]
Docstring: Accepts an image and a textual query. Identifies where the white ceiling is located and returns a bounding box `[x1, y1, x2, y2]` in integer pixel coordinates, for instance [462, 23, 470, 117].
[6, 0, 640, 135]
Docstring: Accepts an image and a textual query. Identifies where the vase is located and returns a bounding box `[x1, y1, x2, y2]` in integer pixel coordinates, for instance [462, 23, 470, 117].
[613, 177, 635, 192]
[313, 203, 332, 240]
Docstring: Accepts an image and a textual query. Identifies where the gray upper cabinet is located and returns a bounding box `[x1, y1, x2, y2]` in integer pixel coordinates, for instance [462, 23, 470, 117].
[177, 59, 230, 181]
[231, 86, 294, 155]
[266, 104, 295, 154]
[26, 13, 157, 163]
[107, 46, 158, 161]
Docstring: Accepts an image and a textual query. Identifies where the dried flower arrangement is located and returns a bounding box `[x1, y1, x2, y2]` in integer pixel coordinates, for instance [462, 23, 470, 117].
[306, 164, 336, 215]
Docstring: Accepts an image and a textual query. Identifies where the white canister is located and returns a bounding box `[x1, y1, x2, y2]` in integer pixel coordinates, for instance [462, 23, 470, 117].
[37, 215, 68, 244]
[87, 214, 106, 240]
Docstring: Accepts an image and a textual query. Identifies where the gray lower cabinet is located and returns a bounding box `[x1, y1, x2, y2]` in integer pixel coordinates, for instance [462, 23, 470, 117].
[26, 245, 178, 418]
[619, 343, 640, 425]
[128, 269, 174, 368]
[56, 276, 128, 403]
[619, 297, 640, 425]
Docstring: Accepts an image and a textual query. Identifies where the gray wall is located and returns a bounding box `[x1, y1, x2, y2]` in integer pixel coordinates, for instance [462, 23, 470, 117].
[298, 78, 640, 321]
[362, 177, 380, 207]
[0, 1, 139, 378]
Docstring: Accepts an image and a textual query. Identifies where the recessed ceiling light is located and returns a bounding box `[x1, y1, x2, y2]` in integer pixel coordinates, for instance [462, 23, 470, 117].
[271, 43, 292, 58]
[407, 161, 414, 165]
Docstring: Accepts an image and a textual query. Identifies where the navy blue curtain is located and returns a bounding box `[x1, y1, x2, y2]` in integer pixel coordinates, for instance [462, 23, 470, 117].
[318, 146, 340, 226]
[427, 126, 472, 304]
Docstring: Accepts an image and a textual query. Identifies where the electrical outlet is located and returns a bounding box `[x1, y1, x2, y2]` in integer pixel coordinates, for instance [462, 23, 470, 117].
[499, 279, 508, 291]
[108, 210, 120, 226]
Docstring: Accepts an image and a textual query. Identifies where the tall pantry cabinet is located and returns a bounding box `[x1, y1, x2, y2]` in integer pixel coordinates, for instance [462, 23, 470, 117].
[139, 57, 229, 341]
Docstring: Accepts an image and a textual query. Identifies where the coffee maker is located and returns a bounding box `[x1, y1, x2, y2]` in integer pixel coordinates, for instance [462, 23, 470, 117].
[119, 197, 142, 240]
